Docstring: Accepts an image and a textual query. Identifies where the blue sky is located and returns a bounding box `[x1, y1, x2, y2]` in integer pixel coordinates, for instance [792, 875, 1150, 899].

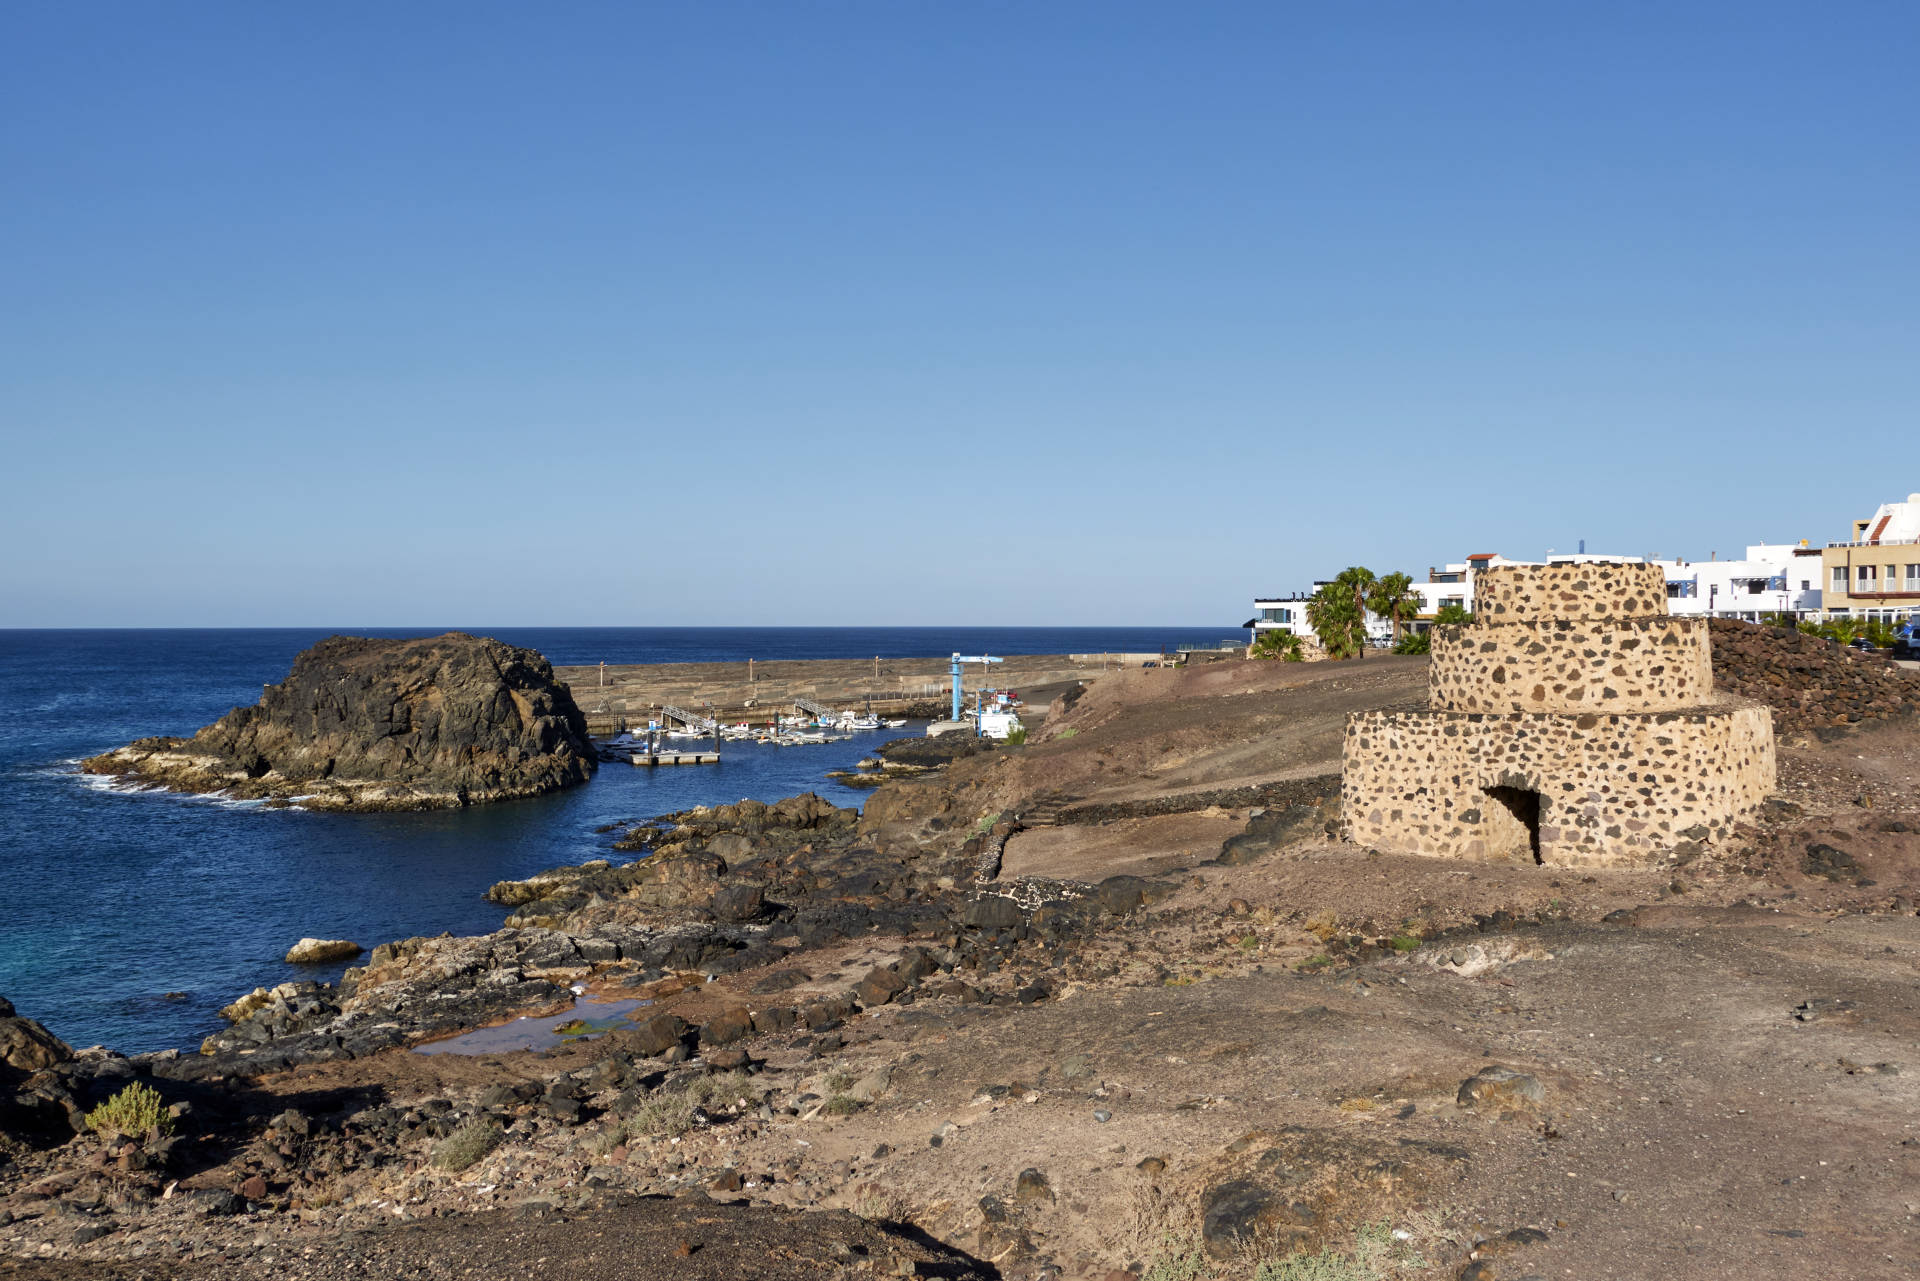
[3, 3, 1915, 626]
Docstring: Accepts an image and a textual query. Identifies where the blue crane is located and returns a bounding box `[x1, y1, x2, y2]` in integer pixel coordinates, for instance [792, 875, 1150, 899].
[949, 652, 1004, 723]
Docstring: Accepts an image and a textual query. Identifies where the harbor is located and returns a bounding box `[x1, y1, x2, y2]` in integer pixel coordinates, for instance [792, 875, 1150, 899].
[556, 650, 1176, 737]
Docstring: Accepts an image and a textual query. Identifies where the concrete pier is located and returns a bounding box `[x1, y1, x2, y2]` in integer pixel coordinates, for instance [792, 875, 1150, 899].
[630, 750, 721, 767]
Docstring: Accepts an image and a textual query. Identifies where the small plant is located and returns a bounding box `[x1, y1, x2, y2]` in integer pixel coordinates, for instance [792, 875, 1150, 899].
[85, 1083, 174, 1140]
[1142, 1236, 1210, 1281]
[823, 1069, 855, 1092]
[431, 1118, 502, 1172]
[631, 1070, 754, 1139]
[1296, 954, 1333, 973]
[1003, 725, 1029, 745]
[1253, 1219, 1431, 1281]
[1388, 935, 1421, 952]
[823, 1095, 862, 1116]
[1390, 631, 1430, 656]
[1237, 933, 1260, 951]
[1056, 727, 1078, 739]
[857, 1187, 911, 1223]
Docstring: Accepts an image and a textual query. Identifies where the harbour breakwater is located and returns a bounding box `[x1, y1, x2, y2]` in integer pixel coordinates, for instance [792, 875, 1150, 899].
[557, 651, 1163, 733]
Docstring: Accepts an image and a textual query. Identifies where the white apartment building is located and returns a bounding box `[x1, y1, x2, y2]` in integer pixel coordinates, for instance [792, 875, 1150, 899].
[1654, 543, 1824, 620]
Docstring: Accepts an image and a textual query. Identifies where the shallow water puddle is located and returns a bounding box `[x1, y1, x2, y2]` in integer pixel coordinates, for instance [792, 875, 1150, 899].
[412, 996, 650, 1056]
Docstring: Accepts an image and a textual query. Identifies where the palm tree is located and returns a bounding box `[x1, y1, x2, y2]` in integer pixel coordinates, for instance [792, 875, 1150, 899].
[1306, 582, 1364, 660]
[1250, 630, 1304, 661]
[1332, 567, 1377, 658]
[1432, 603, 1473, 627]
[1366, 572, 1423, 647]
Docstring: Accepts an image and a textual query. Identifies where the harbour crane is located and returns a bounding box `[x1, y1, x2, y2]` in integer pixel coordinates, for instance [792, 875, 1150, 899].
[949, 652, 1004, 723]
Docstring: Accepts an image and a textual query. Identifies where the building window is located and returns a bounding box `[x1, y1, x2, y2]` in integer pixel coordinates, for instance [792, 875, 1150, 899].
[1832, 566, 1848, 594]
[1906, 564, 1920, 591]
[1801, 580, 1810, 592]
[1858, 564, 1878, 592]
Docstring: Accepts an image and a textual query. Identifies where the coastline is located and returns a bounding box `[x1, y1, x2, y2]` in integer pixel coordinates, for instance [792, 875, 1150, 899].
[6, 638, 1920, 1278]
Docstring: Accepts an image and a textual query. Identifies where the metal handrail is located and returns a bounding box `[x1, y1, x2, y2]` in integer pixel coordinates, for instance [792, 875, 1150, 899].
[1826, 537, 1920, 548]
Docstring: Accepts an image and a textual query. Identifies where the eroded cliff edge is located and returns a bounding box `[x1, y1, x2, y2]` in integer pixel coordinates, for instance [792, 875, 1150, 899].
[82, 633, 595, 811]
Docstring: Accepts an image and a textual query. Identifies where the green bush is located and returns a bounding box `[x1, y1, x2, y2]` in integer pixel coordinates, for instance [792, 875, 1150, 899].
[85, 1083, 173, 1139]
[1004, 725, 1029, 745]
[1390, 631, 1430, 655]
[431, 1118, 502, 1172]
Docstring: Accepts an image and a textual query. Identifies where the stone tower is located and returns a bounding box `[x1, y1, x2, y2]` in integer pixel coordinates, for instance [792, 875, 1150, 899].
[1342, 562, 1774, 867]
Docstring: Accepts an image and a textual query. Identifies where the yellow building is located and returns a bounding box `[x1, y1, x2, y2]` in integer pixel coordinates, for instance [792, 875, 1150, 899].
[1820, 493, 1920, 621]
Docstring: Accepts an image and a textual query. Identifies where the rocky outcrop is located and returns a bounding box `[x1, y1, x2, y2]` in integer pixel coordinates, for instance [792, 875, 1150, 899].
[283, 939, 364, 965]
[0, 996, 72, 1077]
[1709, 619, 1920, 733]
[81, 633, 595, 811]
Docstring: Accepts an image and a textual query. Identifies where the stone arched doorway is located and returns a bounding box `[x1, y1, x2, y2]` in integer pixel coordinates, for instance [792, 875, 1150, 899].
[1481, 776, 1546, 865]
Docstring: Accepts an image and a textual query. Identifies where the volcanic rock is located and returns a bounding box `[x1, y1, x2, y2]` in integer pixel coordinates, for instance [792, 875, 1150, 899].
[0, 1002, 72, 1076]
[1709, 619, 1920, 733]
[81, 632, 596, 810]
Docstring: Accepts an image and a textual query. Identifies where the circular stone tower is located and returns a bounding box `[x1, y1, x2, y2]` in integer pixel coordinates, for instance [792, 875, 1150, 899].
[1342, 562, 1775, 866]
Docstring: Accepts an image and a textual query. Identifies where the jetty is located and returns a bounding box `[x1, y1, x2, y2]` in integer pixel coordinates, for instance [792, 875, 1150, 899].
[630, 749, 720, 767]
[560, 652, 1173, 737]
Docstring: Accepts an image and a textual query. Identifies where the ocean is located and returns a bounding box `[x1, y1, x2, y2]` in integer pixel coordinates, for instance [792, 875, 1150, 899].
[0, 626, 1232, 1054]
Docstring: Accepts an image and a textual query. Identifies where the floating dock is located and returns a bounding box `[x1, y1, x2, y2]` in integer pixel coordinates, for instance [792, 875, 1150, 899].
[630, 750, 721, 767]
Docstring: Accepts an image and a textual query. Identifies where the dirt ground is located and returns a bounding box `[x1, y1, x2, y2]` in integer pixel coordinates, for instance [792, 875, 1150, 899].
[1000, 809, 1250, 880]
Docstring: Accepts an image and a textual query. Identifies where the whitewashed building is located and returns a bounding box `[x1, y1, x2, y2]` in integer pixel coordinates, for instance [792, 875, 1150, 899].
[1653, 543, 1823, 620]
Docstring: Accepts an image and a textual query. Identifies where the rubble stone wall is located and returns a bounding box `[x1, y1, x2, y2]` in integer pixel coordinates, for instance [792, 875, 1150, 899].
[1342, 702, 1775, 866]
[1475, 561, 1669, 624]
[1430, 617, 1713, 714]
[1708, 619, 1920, 732]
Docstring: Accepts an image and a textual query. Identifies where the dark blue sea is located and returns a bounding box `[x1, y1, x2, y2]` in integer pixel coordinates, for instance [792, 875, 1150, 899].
[0, 627, 1232, 1053]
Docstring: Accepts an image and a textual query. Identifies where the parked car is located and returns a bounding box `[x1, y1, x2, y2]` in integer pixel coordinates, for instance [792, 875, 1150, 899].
[1848, 636, 1880, 653]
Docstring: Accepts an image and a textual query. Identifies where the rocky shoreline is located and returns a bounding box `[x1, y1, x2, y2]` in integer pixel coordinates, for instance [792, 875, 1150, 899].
[9, 638, 1920, 1279]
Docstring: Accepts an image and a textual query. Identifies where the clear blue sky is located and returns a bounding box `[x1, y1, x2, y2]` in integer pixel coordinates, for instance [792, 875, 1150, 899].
[4, 3, 1915, 626]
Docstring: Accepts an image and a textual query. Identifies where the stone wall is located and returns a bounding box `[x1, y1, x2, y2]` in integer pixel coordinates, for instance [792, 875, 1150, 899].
[1430, 617, 1712, 714]
[1342, 703, 1775, 866]
[1474, 561, 1669, 623]
[1708, 619, 1920, 732]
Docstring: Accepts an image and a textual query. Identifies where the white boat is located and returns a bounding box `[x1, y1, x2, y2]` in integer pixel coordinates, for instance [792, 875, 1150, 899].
[882, 718, 906, 728]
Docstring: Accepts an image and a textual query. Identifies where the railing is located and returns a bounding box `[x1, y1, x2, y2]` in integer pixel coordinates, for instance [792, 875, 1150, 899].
[659, 705, 716, 731]
[1827, 537, 1920, 548]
